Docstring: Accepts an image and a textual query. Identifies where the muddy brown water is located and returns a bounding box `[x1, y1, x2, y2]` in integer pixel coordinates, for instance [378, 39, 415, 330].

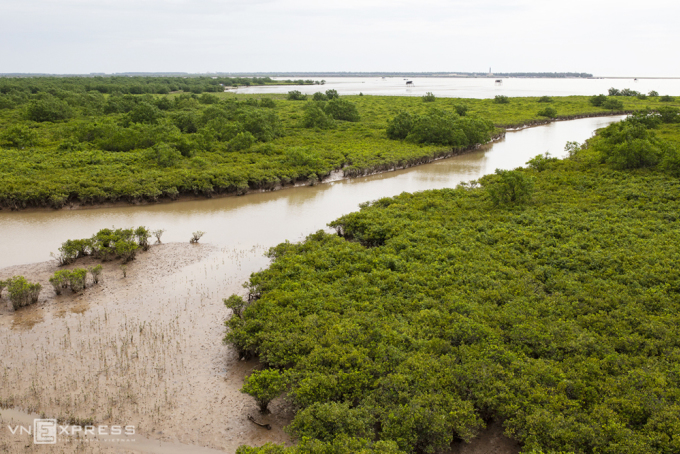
[0, 116, 624, 453]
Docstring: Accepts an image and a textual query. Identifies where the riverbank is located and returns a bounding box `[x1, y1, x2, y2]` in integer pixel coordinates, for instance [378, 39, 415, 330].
[2, 87, 674, 211]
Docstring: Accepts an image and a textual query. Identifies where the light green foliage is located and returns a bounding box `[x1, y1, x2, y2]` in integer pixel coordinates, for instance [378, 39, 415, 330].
[481, 168, 535, 205]
[134, 226, 151, 250]
[241, 369, 287, 413]
[288, 402, 373, 442]
[422, 92, 435, 102]
[49, 269, 71, 294]
[66, 268, 88, 292]
[0, 279, 6, 298]
[6, 276, 42, 310]
[226, 130, 680, 452]
[0, 78, 675, 209]
[537, 106, 557, 118]
[88, 264, 103, 284]
[1, 124, 38, 148]
[152, 229, 165, 243]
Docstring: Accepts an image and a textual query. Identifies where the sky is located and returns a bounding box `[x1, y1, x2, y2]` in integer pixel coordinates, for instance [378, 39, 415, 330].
[0, 0, 679, 76]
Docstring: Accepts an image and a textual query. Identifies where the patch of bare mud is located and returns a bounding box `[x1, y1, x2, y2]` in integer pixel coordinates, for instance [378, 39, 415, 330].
[450, 421, 520, 454]
[0, 242, 293, 453]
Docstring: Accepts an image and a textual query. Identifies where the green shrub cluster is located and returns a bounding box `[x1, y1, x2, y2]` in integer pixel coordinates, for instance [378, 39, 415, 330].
[2, 276, 42, 310]
[386, 108, 495, 147]
[52, 226, 151, 266]
[226, 131, 680, 452]
[0, 82, 675, 209]
[49, 265, 102, 295]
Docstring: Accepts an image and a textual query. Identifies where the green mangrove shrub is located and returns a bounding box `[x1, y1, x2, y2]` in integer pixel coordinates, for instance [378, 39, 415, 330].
[422, 92, 436, 102]
[537, 106, 557, 118]
[301, 103, 335, 130]
[287, 91, 307, 101]
[324, 98, 360, 122]
[482, 168, 535, 205]
[241, 369, 287, 413]
[493, 95, 510, 104]
[49, 270, 71, 295]
[88, 265, 103, 284]
[7, 276, 42, 310]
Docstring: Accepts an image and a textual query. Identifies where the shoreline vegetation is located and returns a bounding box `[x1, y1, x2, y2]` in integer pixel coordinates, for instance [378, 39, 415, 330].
[1, 76, 678, 210]
[227, 113, 680, 453]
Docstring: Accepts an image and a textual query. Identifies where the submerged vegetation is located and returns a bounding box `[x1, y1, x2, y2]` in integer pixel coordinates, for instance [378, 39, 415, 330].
[0, 77, 675, 209]
[228, 117, 680, 453]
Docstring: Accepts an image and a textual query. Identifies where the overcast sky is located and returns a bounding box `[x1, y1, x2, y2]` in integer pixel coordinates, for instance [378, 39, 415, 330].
[1, 0, 678, 76]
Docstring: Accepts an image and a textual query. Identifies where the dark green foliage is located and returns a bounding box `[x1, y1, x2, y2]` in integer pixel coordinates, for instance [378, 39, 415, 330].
[454, 103, 469, 116]
[589, 94, 607, 107]
[324, 98, 360, 122]
[648, 90, 659, 97]
[6, 276, 42, 310]
[149, 143, 182, 167]
[312, 92, 328, 102]
[226, 140, 680, 452]
[128, 102, 163, 124]
[594, 118, 664, 169]
[49, 270, 70, 295]
[228, 131, 256, 151]
[406, 109, 466, 146]
[88, 264, 103, 284]
[66, 268, 88, 292]
[537, 96, 553, 103]
[493, 95, 510, 104]
[481, 168, 535, 205]
[25, 97, 73, 122]
[287, 90, 307, 101]
[259, 98, 276, 108]
[325, 89, 339, 100]
[385, 111, 414, 140]
[658, 106, 680, 123]
[301, 103, 335, 129]
[537, 106, 557, 118]
[602, 98, 624, 110]
[241, 369, 287, 413]
[421, 92, 436, 102]
[134, 226, 151, 250]
[53, 227, 147, 266]
[660, 95, 674, 102]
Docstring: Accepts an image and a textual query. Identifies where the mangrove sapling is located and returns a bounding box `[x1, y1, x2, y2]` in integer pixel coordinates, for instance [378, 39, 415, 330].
[88, 264, 103, 284]
[120, 265, 128, 278]
[67, 268, 88, 293]
[190, 231, 205, 243]
[422, 92, 436, 102]
[153, 229, 165, 244]
[49, 270, 71, 295]
[134, 226, 151, 251]
[241, 369, 287, 413]
[6, 276, 42, 310]
[224, 295, 248, 318]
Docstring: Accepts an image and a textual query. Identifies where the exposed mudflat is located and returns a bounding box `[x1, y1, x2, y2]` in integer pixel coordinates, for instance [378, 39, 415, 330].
[0, 243, 293, 453]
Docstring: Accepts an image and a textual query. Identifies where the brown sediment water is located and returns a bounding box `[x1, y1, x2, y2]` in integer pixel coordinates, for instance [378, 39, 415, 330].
[0, 116, 625, 453]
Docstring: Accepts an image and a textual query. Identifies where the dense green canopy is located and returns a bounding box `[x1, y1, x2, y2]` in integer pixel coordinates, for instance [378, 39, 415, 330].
[228, 119, 680, 453]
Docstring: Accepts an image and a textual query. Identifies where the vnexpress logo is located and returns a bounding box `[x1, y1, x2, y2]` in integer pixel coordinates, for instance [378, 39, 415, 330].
[34, 419, 57, 444]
